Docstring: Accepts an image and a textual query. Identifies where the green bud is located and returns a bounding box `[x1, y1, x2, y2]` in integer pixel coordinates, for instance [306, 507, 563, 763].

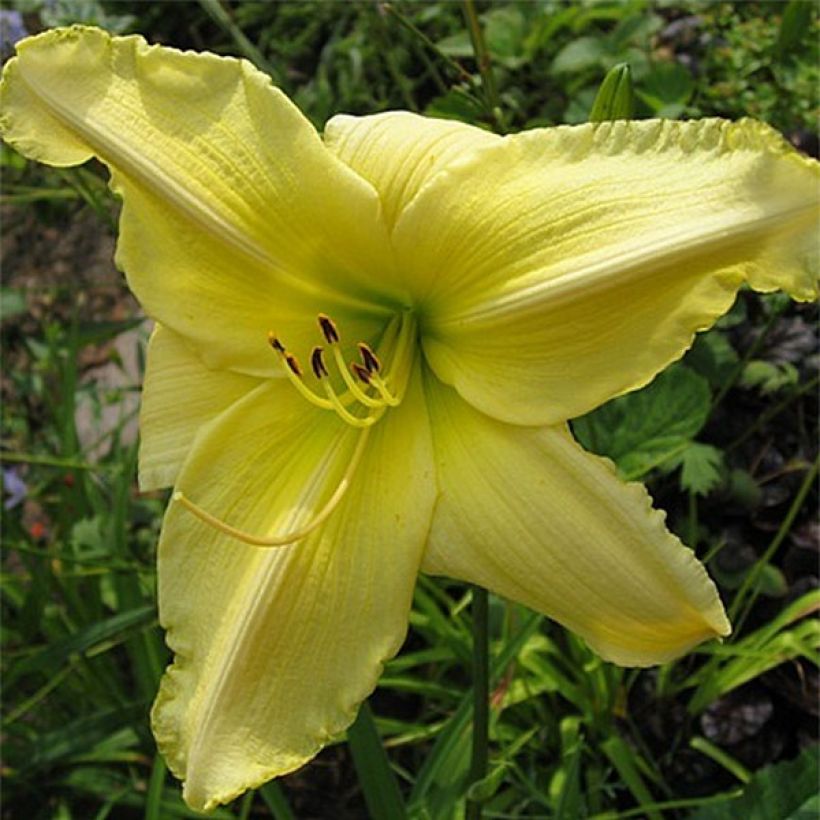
[589, 63, 634, 123]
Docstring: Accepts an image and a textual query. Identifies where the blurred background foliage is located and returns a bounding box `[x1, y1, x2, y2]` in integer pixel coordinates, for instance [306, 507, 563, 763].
[1, 2, 818, 819]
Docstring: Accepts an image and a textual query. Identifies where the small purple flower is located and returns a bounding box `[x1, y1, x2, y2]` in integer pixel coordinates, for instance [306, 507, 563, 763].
[3, 466, 27, 510]
[0, 11, 27, 61]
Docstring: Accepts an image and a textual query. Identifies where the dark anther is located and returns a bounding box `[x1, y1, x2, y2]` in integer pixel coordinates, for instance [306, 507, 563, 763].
[318, 313, 340, 344]
[285, 354, 303, 377]
[358, 343, 381, 374]
[310, 346, 329, 379]
[351, 362, 372, 384]
[268, 334, 285, 353]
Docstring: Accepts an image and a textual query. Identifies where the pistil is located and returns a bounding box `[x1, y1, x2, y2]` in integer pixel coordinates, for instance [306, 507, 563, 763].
[172, 429, 371, 547]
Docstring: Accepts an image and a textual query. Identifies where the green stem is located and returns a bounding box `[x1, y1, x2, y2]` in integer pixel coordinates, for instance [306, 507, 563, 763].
[197, 0, 282, 83]
[462, 0, 505, 133]
[730, 454, 819, 631]
[381, 3, 474, 85]
[711, 298, 787, 412]
[727, 374, 819, 452]
[466, 585, 489, 819]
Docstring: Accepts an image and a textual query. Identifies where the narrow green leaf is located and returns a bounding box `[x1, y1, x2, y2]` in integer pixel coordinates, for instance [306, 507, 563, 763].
[553, 717, 584, 820]
[258, 781, 297, 820]
[601, 736, 662, 820]
[776, 0, 813, 56]
[6, 604, 156, 686]
[28, 702, 146, 768]
[689, 737, 751, 784]
[407, 612, 542, 813]
[145, 755, 167, 820]
[348, 701, 407, 820]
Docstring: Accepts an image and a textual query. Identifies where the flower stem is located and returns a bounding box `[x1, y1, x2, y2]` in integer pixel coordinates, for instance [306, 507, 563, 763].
[466, 585, 490, 819]
[462, 0, 506, 133]
[730, 454, 819, 631]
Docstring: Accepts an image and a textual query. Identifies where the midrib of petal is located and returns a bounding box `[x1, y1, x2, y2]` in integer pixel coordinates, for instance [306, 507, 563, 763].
[20, 73, 274, 262]
[435, 200, 815, 328]
[17, 69, 380, 312]
[182, 431, 353, 776]
[436, 202, 815, 328]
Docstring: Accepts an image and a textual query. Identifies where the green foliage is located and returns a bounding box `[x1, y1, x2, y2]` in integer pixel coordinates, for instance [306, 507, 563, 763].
[572, 364, 712, 482]
[687, 743, 820, 820]
[2, 2, 818, 818]
[740, 360, 800, 394]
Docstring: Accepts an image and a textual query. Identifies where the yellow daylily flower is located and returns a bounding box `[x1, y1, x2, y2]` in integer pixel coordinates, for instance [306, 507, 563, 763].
[2, 25, 817, 811]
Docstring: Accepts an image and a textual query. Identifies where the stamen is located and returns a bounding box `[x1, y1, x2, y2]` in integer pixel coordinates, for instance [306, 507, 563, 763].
[268, 311, 414, 427]
[318, 313, 340, 344]
[358, 343, 381, 374]
[310, 346, 329, 379]
[267, 332, 285, 354]
[269, 336, 334, 410]
[329, 344, 384, 409]
[369, 373, 399, 406]
[351, 363, 371, 384]
[174, 429, 371, 547]
[285, 353, 302, 377]
[321, 381, 383, 428]
[318, 313, 385, 410]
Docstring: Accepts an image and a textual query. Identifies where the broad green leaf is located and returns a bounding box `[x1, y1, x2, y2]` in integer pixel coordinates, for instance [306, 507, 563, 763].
[484, 7, 527, 62]
[788, 794, 820, 819]
[740, 360, 799, 394]
[686, 331, 740, 388]
[551, 36, 609, 74]
[679, 443, 725, 496]
[0, 287, 27, 322]
[637, 61, 694, 117]
[571, 365, 712, 480]
[687, 744, 819, 819]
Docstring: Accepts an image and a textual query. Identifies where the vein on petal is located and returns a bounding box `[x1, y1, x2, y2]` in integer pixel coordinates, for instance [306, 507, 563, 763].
[437, 202, 816, 328]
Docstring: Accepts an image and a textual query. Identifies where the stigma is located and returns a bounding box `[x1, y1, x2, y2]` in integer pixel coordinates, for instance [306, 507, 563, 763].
[268, 312, 413, 428]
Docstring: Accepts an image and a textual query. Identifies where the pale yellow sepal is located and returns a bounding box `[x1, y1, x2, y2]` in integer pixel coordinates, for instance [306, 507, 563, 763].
[325, 110, 500, 231]
[422, 375, 730, 667]
[0, 26, 397, 375]
[393, 118, 819, 426]
[138, 325, 263, 491]
[152, 365, 436, 811]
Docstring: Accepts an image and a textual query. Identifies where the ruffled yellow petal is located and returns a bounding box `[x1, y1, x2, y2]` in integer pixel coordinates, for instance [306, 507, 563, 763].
[152, 366, 435, 810]
[394, 119, 819, 425]
[0, 26, 399, 374]
[422, 374, 730, 667]
[324, 111, 500, 231]
[138, 324, 262, 491]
